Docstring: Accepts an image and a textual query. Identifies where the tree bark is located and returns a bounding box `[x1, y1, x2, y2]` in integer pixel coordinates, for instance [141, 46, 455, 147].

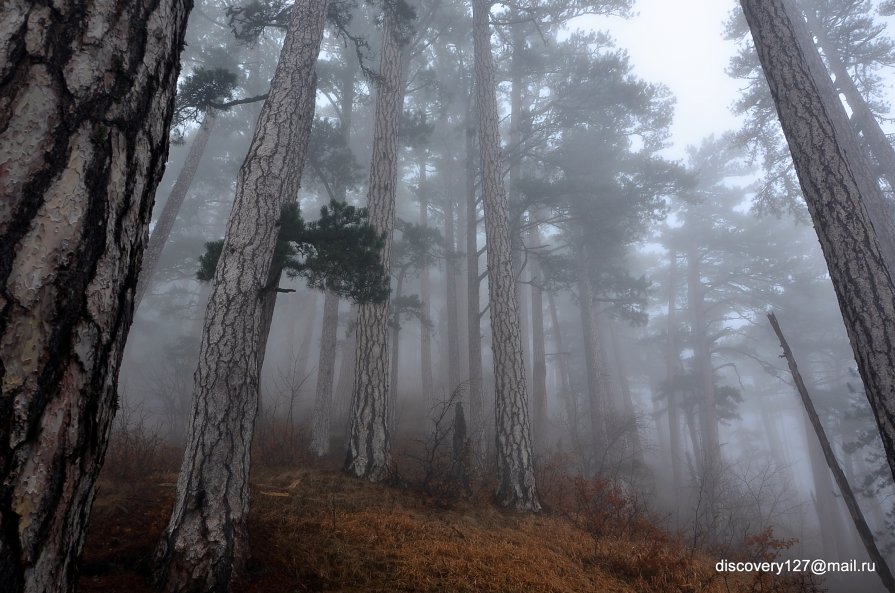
[134, 112, 217, 310]
[799, 4, 895, 269]
[769, 312, 895, 593]
[311, 51, 356, 457]
[0, 3, 191, 592]
[344, 9, 404, 482]
[154, 1, 327, 590]
[472, 0, 540, 511]
[742, 0, 895, 487]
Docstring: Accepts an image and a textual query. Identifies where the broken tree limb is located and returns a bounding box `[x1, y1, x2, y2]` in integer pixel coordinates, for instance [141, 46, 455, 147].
[767, 311, 895, 593]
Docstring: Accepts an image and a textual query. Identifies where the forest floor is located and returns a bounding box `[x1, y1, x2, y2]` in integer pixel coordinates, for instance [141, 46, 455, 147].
[77, 430, 819, 593]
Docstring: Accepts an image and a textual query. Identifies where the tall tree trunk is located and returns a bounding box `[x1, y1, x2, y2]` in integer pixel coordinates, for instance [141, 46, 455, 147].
[529, 217, 548, 451]
[444, 165, 462, 390]
[418, 148, 434, 398]
[802, 4, 895, 212]
[134, 112, 217, 310]
[686, 240, 720, 467]
[548, 291, 580, 455]
[154, 1, 327, 590]
[664, 249, 684, 498]
[0, 4, 190, 592]
[576, 247, 608, 463]
[769, 312, 895, 592]
[311, 52, 356, 457]
[388, 269, 407, 431]
[465, 104, 485, 443]
[742, 0, 895, 486]
[472, 0, 540, 511]
[345, 10, 404, 482]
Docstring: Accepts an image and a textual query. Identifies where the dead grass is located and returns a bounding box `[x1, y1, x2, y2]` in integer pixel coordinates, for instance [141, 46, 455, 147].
[78, 446, 810, 593]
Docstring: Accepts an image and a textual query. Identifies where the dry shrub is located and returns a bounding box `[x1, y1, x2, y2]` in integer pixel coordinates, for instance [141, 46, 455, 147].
[102, 399, 180, 481]
[253, 405, 311, 469]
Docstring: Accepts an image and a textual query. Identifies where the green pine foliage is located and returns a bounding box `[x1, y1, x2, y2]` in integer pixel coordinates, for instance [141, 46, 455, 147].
[196, 200, 388, 303]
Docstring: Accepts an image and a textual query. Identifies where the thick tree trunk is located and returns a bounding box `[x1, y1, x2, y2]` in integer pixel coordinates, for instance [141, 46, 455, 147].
[0, 3, 190, 592]
[311, 52, 355, 457]
[134, 112, 217, 310]
[472, 0, 540, 511]
[345, 11, 404, 482]
[799, 5, 895, 268]
[742, 0, 895, 487]
[769, 312, 895, 592]
[465, 107, 485, 444]
[154, 1, 327, 590]
[418, 149, 434, 398]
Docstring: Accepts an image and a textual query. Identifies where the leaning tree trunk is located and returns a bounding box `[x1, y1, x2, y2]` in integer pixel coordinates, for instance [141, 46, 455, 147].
[472, 0, 540, 511]
[0, 3, 190, 592]
[311, 51, 356, 457]
[769, 312, 895, 592]
[345, 9, 404, 482]
[742, 0, 895, 487]
[134, 112, 217, 310]
[154, 1, 328, 590]
[799, 4, 895, 270]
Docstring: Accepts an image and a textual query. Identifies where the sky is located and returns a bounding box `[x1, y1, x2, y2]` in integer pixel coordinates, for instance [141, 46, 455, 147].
[575, 0, 746, 161]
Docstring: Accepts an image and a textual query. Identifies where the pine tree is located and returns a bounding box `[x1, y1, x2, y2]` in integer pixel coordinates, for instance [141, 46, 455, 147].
[0, 3, 191, 591]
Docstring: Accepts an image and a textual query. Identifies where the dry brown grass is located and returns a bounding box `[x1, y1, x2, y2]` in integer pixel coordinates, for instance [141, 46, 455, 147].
[78, 431, 813, 593]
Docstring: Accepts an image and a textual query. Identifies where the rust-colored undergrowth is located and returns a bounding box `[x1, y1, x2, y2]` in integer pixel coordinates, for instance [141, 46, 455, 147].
[77, 459, 813, 593]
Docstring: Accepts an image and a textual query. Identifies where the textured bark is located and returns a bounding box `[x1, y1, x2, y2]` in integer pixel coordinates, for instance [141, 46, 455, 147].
[797, 5, 895, 271]
[742, 0, 895, 486]
[134, 112, 217, 310]
[418, 149, 434, 398]
[0, 2, 191, 592]
[769, 313, 895, 592]
[154, 1, 328, 590]
[465, 108, 485, 442]
[473, 0, 540, 511]
[345, 11, 404, 482]
[311, 53, 355, 457]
